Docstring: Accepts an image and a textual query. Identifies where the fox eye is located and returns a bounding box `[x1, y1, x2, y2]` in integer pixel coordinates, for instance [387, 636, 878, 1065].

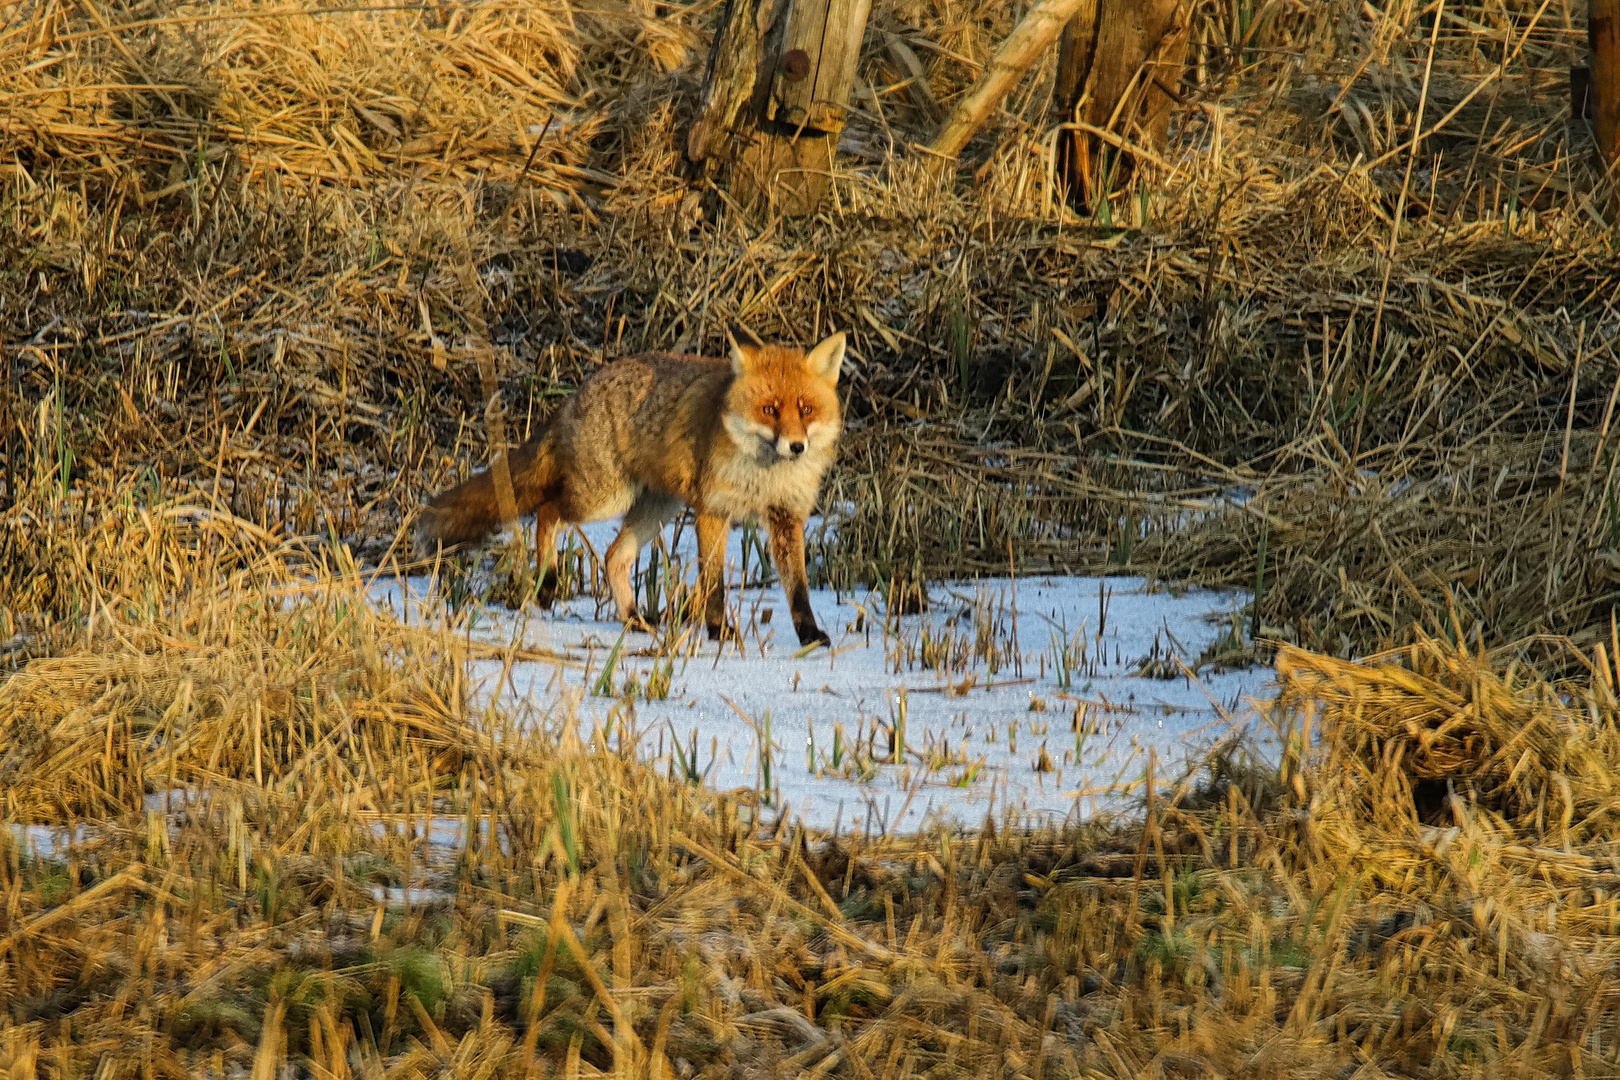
[762, 403, 778, 418]
[799, 402, 813, 418]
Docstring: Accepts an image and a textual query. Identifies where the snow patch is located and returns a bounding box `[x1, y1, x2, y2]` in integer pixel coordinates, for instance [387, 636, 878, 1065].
[374, 521, 1276, 835]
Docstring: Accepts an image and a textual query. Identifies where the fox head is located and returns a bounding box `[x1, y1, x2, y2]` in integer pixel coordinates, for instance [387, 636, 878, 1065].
[723, 332, 845, 463]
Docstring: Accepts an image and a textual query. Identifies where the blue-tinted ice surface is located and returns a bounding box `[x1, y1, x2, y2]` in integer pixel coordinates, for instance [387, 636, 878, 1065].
[372, 519, 1277, 836]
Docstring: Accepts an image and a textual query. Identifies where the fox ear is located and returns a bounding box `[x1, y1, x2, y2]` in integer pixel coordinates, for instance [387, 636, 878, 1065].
[804, 331, 846, 386]
[727, 333, 755, 377]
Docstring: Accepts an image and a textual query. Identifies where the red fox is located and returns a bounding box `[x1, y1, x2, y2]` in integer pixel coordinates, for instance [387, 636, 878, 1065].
[415, 332, 846, 647]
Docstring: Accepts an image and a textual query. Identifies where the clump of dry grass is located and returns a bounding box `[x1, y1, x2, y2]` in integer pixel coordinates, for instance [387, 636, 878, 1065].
[1280, 632, 1620, 839]
[1, 0, 610, 204]
[0, 470, 457, 819]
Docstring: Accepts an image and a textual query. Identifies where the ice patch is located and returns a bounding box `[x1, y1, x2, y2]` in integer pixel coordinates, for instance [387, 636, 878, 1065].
[373, 520, 1276, 835]
[8, 824, 93, 859]
[371, 886, 455, 907]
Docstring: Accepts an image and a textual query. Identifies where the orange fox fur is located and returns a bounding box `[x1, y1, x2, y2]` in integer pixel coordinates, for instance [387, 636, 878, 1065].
[415, 332, 846, 646]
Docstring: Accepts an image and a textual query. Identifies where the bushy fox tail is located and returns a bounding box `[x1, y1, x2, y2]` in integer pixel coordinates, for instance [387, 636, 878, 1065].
[413, 432, 555, 557]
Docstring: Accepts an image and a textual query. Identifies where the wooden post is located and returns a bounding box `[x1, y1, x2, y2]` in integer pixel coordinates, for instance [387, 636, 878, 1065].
[1, 384, 11, 511]
[1052, 0, 1192, 213]
[928, 0, 1090, 162]
[688, 0, 873, 217]
[1594, 1, 1620, 179]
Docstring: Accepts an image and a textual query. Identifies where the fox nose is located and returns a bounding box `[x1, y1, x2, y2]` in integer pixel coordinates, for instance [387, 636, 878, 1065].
[790, 441, 805, 455]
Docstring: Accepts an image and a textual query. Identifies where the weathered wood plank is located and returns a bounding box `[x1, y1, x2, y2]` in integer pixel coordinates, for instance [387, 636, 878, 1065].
[687, 0, 780, 165]
[807, 0, 874, 132]
[928, 0, 1091, 162]
[1052, 0, 1192, 210]
[1595, 1, 1620, 176]
[689, 0, 872, 216]
[732, 130, 836, 217]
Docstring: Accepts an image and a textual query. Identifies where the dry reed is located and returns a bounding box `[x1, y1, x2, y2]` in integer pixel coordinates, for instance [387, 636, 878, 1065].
[3, 1, 1620, 1075]
[2, 0, 1614, 659]
[1, 469, 1619, 1077]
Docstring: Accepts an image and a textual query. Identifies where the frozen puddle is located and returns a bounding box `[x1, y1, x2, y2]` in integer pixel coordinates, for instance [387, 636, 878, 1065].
[376, 523, 1275, 835]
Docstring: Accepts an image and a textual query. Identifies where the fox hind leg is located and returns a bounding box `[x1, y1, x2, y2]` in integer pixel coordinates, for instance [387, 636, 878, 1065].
[605, 492, 681, 630]
[532, 502, 564, 609]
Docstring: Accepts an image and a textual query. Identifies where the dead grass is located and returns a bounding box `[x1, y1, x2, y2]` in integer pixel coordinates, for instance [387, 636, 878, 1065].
[4, 0, 1614, 659]
[3, 469, 1620, 1077]
[5, 1, 1620, 1075]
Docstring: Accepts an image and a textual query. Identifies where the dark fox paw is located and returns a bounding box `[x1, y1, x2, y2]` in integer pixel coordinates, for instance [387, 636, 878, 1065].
[706, 621, 741, 643]
[535, 569, 560, 610]
[623, 609, 658, 634]
[795, 625, 832, 649]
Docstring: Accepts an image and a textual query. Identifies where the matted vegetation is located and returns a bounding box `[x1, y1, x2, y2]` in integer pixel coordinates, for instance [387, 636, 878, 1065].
[4, 475, 1620, 1077]
[5, 0, 1620, 1076]
[1, 0, 1615, 655]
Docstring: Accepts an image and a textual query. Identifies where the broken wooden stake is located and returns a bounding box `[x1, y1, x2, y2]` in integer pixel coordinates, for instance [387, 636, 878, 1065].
[1052, 0, 1192, 212]
[1594, 0, 1620, 176]
[688, 0, 874, 217]
[928, 0, 1090, 164]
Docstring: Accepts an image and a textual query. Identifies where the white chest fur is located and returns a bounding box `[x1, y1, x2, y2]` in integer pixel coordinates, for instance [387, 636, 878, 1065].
[705, 446, 832, 521]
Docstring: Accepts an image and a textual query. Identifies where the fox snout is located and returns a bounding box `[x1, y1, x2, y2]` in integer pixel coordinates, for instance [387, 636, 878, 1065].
[778, 436, 807, 458]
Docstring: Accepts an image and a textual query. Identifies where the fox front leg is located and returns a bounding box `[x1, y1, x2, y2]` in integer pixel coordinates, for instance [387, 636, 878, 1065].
[694, 511, 738, 641]
[766, 508, 830, 648]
